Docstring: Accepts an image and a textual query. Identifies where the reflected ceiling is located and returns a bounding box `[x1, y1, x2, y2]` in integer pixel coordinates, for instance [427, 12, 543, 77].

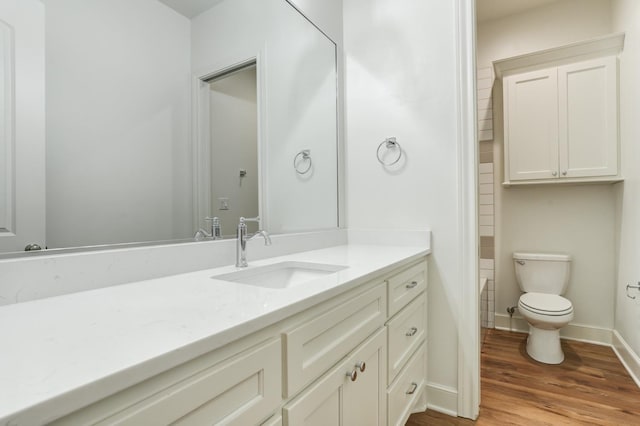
[157, 0, 225, 18]
[477, 0, 562, 23]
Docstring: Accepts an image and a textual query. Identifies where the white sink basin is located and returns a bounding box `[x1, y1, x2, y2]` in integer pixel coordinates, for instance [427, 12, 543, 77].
[212, 261, 348, 289]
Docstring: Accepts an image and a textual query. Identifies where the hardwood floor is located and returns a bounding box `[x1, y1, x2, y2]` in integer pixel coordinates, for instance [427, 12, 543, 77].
[407, 329, 640, 425]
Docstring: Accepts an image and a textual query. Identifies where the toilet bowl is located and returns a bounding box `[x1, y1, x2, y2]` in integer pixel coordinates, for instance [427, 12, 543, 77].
[518, 292, 573, 364]
[513, 252, 573, 364]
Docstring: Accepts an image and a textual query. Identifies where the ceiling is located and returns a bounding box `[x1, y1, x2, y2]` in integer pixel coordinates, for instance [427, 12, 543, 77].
[476, 0, 563, 23]
[157, 0, 225, 18]
[160, 0, 562, 23]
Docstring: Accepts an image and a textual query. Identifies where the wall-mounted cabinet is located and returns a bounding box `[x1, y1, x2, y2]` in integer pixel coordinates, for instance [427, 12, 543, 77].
[495, 33, 624, 186]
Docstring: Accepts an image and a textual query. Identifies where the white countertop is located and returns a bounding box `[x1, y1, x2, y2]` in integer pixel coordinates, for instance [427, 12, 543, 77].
[0, 243, 430, 425]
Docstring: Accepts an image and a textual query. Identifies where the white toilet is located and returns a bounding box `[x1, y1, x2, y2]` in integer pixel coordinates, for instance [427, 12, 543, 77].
[513, 252, 574, 364]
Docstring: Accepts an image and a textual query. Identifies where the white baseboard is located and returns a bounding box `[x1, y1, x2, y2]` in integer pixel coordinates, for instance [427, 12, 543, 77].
[612, 330, 640, 388]
[494, 314, 612, 346]
[426, 382, 458, 417]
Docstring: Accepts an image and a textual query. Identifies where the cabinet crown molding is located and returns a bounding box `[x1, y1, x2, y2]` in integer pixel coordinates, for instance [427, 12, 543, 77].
[493, 32, 625, 79]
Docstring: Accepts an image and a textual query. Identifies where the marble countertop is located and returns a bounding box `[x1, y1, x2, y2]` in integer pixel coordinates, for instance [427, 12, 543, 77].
[0, 243, 430, 425]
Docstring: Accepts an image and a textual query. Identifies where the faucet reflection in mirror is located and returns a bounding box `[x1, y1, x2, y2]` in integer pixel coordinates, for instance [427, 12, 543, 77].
[194, 217, 222, 241]
[236, 217, 272, 268]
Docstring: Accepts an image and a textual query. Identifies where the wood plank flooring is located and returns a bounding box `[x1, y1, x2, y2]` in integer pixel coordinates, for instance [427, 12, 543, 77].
[407, 329, 640, 425]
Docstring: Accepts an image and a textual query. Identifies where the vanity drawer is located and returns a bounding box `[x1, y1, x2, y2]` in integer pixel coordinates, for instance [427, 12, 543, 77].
[283, 282, 386, 397]
[387, 261, 427, 317]
[58, 338, 282, 426]
[387, 293, 426, 383]
[387, 342, 427, 426]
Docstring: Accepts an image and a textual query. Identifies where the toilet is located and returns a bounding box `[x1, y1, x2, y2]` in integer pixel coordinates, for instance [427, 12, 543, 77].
[513, 252, 574, 364]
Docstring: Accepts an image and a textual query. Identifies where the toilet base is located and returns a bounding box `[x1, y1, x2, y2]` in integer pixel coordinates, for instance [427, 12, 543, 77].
[526, 326, 564, 364]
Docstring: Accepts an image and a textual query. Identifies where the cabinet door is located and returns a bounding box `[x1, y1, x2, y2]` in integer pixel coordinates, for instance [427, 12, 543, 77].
[283, 329, 387, 426]
[505, 68, 559, 181]
[558, 56, 617, 178]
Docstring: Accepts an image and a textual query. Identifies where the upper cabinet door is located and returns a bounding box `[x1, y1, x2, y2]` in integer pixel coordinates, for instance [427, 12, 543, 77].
[558, 56, 618, 178]
[505, 68, 559, 181]
[0, 0, 45, 253]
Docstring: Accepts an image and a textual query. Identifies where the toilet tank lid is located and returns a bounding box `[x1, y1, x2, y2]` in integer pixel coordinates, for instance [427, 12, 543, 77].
[513, 252, 571, 261]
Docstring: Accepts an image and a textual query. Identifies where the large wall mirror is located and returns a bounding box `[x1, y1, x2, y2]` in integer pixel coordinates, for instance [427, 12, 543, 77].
[0, 0, 339, 255]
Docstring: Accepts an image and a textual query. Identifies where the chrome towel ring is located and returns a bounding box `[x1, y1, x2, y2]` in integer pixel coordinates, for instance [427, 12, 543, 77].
[377, 137, 403, 166]
[294, 149, 312, 174]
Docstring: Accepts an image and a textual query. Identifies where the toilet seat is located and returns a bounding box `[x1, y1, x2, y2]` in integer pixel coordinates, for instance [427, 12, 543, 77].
[519, 292, 573, 316]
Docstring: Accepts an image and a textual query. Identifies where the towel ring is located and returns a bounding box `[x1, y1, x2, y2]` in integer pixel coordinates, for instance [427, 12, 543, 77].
[376, 137, 402, 166]
[294, 149, 312, 174]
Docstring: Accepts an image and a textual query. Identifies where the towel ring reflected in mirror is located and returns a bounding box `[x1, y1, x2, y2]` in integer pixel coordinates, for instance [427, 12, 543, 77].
[294, 149, 312, 174]
[376, 137, 403, 166]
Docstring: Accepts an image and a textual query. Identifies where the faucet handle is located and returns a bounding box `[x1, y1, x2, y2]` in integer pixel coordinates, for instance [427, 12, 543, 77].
[240, 216, 260, 224]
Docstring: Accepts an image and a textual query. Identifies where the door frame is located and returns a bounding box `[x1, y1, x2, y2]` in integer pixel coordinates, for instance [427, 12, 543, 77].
[192, 53, 266, 234]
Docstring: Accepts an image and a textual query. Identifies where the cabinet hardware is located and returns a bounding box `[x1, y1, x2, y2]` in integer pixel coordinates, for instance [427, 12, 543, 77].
[406, 382, 418, 395]
[406, 327, 418, 337]
[562, 170, 567, 176]
[356, 361, 366, 373]
[346, 370, 357, 382]
[406, 281, 418, 289]
[552, 171, 558, 177]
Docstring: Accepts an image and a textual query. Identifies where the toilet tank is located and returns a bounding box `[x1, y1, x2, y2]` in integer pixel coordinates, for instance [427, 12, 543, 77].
[513, 252, 571, 295]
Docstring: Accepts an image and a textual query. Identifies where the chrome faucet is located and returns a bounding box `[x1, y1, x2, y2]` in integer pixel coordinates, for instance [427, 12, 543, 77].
[194, 217, 222, 241]
[236, 216, 271, 267]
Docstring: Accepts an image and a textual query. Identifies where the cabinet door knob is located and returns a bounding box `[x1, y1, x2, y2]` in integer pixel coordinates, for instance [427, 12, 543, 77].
[346, 370, 357, 381]
[552, 171, 558, 177]
[406, 327, 418, 337]
[562, 170, 567, 176]
[356, 361, 366, 373]
[406, 382, 418, 395]
[406, 281, 418, 289]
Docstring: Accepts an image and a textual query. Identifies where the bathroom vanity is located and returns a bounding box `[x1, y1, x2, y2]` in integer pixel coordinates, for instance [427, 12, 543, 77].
[0, 244, 429, 425]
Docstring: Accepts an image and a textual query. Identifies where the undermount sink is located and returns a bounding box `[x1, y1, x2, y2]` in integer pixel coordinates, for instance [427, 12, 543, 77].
[212, 261, 348, 289]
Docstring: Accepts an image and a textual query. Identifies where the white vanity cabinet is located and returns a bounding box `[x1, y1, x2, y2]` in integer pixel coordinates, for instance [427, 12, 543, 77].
[497, 33, 624, 186]
[50, 257, 428, 426]
[283, 329, 387, 425]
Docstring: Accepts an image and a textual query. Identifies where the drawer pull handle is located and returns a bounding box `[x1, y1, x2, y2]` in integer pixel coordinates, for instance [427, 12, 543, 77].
[356, 361, 366, 373]
[406, 281, 418, 289]
[406, 327, 418, 337]
[346, 370, 357, 382]
[406, 382, 418, 395]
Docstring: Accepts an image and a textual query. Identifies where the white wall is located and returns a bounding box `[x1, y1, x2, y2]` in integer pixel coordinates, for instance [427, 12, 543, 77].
[477, 0, 613, 67]
[344, 0, 463, 410]
[288, 0, 343, 43]
[478, 0, 618, 333]
[44, 0, 192, 248]
[209, 67, 259, 236]
[192, 0, 338, 235]
[612, 0, 640, 373]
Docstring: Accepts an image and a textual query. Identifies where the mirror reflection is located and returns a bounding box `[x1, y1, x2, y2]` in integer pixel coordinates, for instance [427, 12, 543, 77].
[206, 63, 259, 237]
[0, 0, 338, 255]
